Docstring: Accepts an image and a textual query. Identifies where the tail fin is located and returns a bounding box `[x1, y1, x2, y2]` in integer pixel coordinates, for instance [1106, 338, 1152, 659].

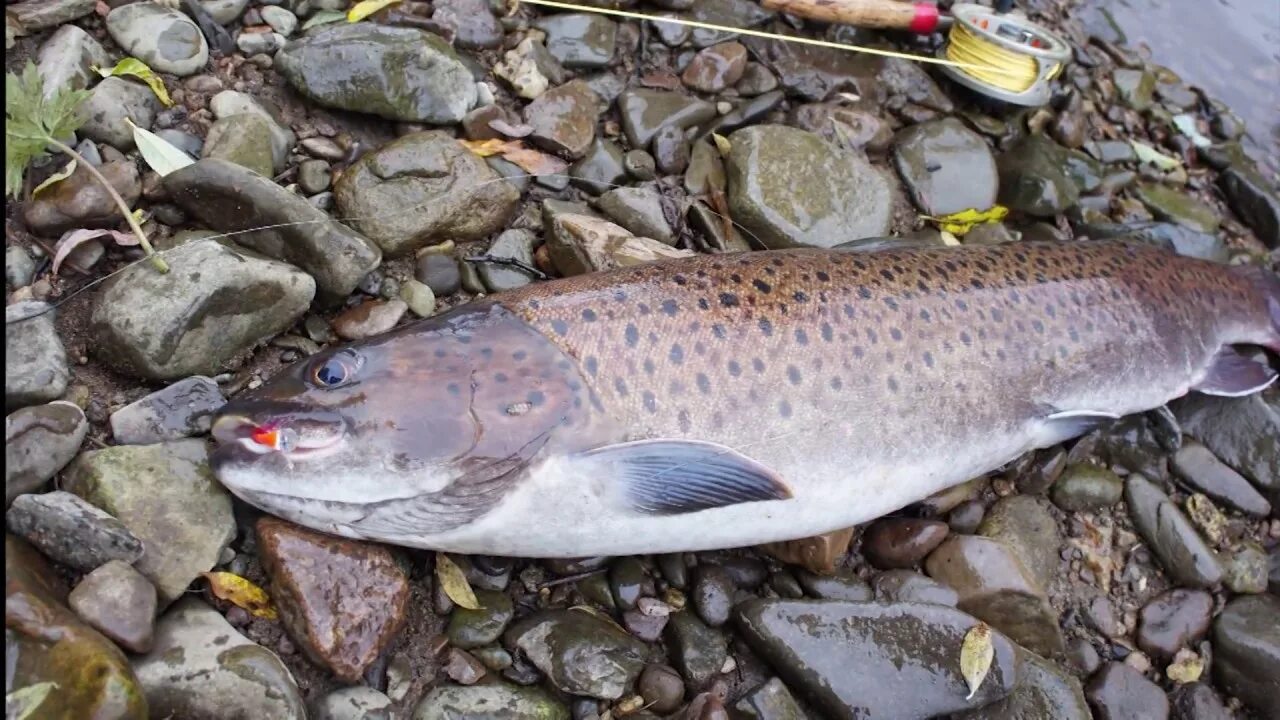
[1234, 264, 1280, 354]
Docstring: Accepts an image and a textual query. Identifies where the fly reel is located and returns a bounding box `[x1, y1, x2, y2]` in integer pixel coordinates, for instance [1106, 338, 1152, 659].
[937, 3, 1071, 107]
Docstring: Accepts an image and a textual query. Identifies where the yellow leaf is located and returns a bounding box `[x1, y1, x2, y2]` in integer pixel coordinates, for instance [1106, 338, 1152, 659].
[202, 572, 278, 620]
[922, 205, 1009, 236]
[347, 0, 403, 22]
[436, 553, 482, 610]
[711, 132, 731, 157]
[459, 138, 517, 157]
[94, 58, 172, 106]
[7, 682, 57, 720]
[939, 230, 960, 246]
[458, 138, 568, 177]
[31, 159, 75, 198]
[1166, 649, 1203, 684]
[959, 622, 994, 700]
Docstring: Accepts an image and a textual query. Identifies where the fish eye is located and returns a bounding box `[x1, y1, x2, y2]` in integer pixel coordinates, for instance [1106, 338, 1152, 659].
[310, 351, 360, 389]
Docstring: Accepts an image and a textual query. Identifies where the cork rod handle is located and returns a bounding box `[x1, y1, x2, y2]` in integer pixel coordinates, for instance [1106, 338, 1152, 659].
[761, 0, 941, 33]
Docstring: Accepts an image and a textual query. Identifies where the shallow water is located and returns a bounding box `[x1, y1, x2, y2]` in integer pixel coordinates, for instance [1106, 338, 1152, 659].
[1076, 0, 1280, 175]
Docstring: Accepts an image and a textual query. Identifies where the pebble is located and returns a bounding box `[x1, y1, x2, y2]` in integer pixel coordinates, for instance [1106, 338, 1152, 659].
[35, 24, 110, 104]
[736, 62, 778, 96]
[332, 299, 408, 340]
[947, 500, 985, 534]
[596, 186, 675, 245]
[68, 559, 158, 653]
[1052, 463, 1125, 512]
[1125, 474, 1223, 588]
[681, 41, 747, 92]
[5, 401, 88, 505]
[311, 687, 395, 720]
[535, 12, 617, 69]
[6, 245, 35, 289]
[5, 491, 144, 572]
[978, 495, 1061, 590]
[478, 229, 538, 292]
[1171, 441, 1271, 516]
[623, 149, 658, 180]
[5, 311, 71, 412]
[622, 609, 668, 642]
[108, 376, 225, 445]
[415, 253, 462, 297]
[638, 663, 685, 714]
[1221, 542, 1269, 594]
[301, 136, 347, 161]
[23, 157, 139, 235]
[505, 609, 647, 699]
[609, 556, 651, 612]
[524, 79, 600, 160]
[413, 683, 568, 719]
[1085, 663, 1169, 720]
[444, 647, 488, 685]
[665, 611, 729, 690]
[297, 159, 331, 194]
[256, 517, 410, 682]
[79, 76, 160, 151]
[871, 569, 958, 607]
[996, 134, 1080, 217]
[433, 0, 503, 49]
[447, 588, 513, 648]
[618, 89, 717, 148]
[862, 518, 950, 569]
[1136, 589, 1212, 658]
[105, 2, 208, 75]
[260, 5, 296, 36]
[652, 124, 691, 174]
[1173, 392, 1278, 495]
[399, 279, 437, 317]
[892, 117, 998, 217]
[1170, 683, 1232, 720]
[691, 564, 735, 627]
[1212, 594, 1280, 717]
[796, 569, 873, 601]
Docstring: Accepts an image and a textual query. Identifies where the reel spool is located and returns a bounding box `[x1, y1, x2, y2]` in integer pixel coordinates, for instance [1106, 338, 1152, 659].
[938, 3, 1071, 107]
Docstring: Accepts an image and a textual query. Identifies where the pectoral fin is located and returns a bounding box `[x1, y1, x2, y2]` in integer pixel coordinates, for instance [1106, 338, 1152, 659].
[1034, 409, 1121, 447]
[1192, 346, 1278, 397]
[578, 439, 792, 515]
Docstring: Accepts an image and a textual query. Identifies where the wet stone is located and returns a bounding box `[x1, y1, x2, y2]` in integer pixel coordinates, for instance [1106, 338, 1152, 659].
[1085, 662, 1169, 720]
[596, 186, 675, 245]
[68, 560, 158, 654]
[1134, 183, 1220, 234]
[736, 599, 1017, 720]
[1050, 464, 1123, 513]
[64, 440, 235, 606]
[524, 79, 600, 160]
[758, 527, 855, 576]
[1213, 594, 1280, 717]
[1064, 149, 1104, 194]
[623, 149, 658, 180]
[872, 569, 959, 607]
[6, 401, 87, 504]
[1221, 542, 1268, 594]
[1219, 165, 1280, 248]
[1172, 391, 1279, 493]
[109, 376, 225, 445]
[106, 2, 208, 76]
[1113, 68, 1156, 111]
[277, 24, 476, 122]
[997, 134, 1080, 217]
[334, 131, 519, 257]
[863, 518, 950, 569]
[5, 303, 70, 413]
[1172, 441, 1270, 516]
[80, 76, 160, 151]
[1136, 589, 1212, 659]
[6, 491, 144, 572]
[400, 279, 436, 318]
[448, 589, 514, 649]
[692, 564, 735, 627]
[412, 682, 569, 720]
[618, 89, 717, 148]
[312, 686, 395, 720]
[1082, 221, 1227, 263]
[652, 124, 691, 175]
[796, 569, 873, 602]
[133, 597, 305, 719]
[416, 253, 462, 296]
[681, 41, 747, 93]
[623, 608, 668, 642]
[757, 35, 878, 102]
[535, 13, 616, 69]
[332, 299, 408, 340]
[257, 517, 409, 682]
[948, 500, 985, 535]
[478, 229, 538, 293]
[638, 663, 684, 714]
[609, 556, 650, 612]
[22, 158, 139, 236]
[1170, 683, 1231, 720]
[298, 160, 331, 194]
[956, 650, 1089, 720]
[736, 61, 778, 96]
[208, 91, 294, 172]
[433, 0, 501, 49]
[714, 89, 785, 134]
[504, 609, 647, 700]
[6, 245, 35, 289]
[665, 611, 728, 690]
[977, 495, 1060, 591]
[725, 124, 892, 249]
[734, 677, 806, 720]
[569, 138, 629, 195]
[892, 118, 998, 217]
[445, 647, 487, 685]
[1125, 474, 1223, 588]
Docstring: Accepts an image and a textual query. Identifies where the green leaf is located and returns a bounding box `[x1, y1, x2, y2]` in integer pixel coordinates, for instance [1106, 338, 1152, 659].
[302, 10, 346, 30]
[128, 118, 194, 176]
[347, 0, 402, 22]
[1130, 140, 1181, 171]
[7, 682, 58, 720]
[31, 159, 75, 197]
[94, 58, 173, 106]
[5, 59, 89, 197]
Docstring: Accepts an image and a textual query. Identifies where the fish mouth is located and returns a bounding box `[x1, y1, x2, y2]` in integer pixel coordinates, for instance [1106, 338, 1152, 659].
[211, 407, 347, 462]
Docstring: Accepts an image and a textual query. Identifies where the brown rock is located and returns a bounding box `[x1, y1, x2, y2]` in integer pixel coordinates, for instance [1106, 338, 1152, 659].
[757, 527, 855, 575]
[862, 518, 949, 569]
[22, 159, 140, 236]
[256, 517, 410, 682]
[1137, 589, 1213, 658]
[681, 42, 747, 93]
[444, 647, 487, 685]
[68, 560, 158, 653]
[524, 79, 600, 159]
[331, 299, 408, 340]
[1085, 663, 1170, 720]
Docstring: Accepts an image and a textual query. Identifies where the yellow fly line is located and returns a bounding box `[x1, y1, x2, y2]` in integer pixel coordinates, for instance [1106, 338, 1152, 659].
[944, 20, 1059, 93]
[506, 0, 1029, 79]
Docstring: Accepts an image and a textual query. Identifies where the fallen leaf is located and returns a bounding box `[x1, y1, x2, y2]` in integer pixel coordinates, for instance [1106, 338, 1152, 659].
[711, 132, 732, 157]
[940, 230, 960, 246]
[346, 0, 402, 22]
[459, 138, 568, 176]
[51, 227, 139, 275]
[202, 572, 278, 620]
[128, 118, 194, 177]
[836, 92, 862, 103]
[6, 682, 57, 720]
[488, 118, 534, 138]
[1130, 140, 1181, 171]
[460, 138, 516, 157]
[31, 159, 75, 198]
[1166, 648, 1203, 684]
[94, 57, 172, 106]
[1171, 115, 1212, 149]
[301, 9, 346, 30]
[436, 553, 482, 610]
[922, 205, 1009, 236]
[960, 622, 994, 700]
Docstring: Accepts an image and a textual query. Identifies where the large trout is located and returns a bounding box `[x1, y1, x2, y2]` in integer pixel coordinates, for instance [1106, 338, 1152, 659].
[211, 242, 1280, 556]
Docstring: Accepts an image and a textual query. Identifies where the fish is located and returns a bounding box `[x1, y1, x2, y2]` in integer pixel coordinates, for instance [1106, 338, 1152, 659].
[210, 242, 1280, 556]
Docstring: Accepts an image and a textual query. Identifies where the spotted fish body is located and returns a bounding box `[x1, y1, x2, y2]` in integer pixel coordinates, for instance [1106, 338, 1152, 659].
[211, 242, 1280, 556]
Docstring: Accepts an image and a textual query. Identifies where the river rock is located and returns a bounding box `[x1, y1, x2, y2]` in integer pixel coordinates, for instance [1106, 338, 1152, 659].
[567, 138, 627, 194]
[756, 36, 878, 102]
[22, 158, 140, 235]
[796, 569, 873, 601]
[692, 564, 735, 627]
[79, 76, 159, 151]
[202, 113, 277, 177]
[1171, 440, 1271, 516]
[106, 2, 208, 76]
[64, 440, 235, 606]
[6, 491, 144, 572]
[1134, 183, 1219, 234]
[892, 118, 998, 217]
[997, 134, 1079, 216]
[432, 0, 502, 49]
[546, 213, 692, 276]
[735, 677, 806, 720]
[1221, 542, 1268, 594]
[1052, 463, 1124, 512]
[924, 535, 1064, 657]
[133, 597, 305, 718]
[757, 527, 855, 576]
[524, 79, 599, 159]
[726, 124, 892, 249]
[504, 609, 647, 700]
[256, 517, 409, 682]
[276, 24, 476, 122]
[334, 132, 519, 257]
[1170, 683, 1231, 720]
[596, 186, 675, 245]
[1082, 221, 1228, 263]
[6, 536, 147, 720]
[6, 401, 87, 504]
[977, 495, 1060, 591]
[109, 376, 225, 445]
[1113, 68, 1155, 111]
[736, 599, 1017, 719]
[312, 687, 395, 720]
[448, 589, 514, 649]
[1172, 391, 1279, 493]
[5, 303, 69, 413]
[535, 13, 616, 69]
[164, 159, 381, 301]
[1212, 594, 1280, 718]
[1125, 474, 1223, 588]
[331, 299, 407, 340]
[872, 569, 959, 607]
[36, 24, 110, 102]
[1219, 166, 1280, 248]
[208, 91, 294, 172]
[682, 41, 747, 92]
[618, 89, 717, 148]
[89, 237, 314, 379]
[1136, 588, 1212, 658]
[665, 610, 728, 690]
[957, 650, 1089, 720]
[8, 0, 95, 35]
[412, 682, 569, 720]
[477, 230, 538, 293]
[1085, 663, 1169, 720]
[68, 560, 157, 653]
[862, 518, 949, 569]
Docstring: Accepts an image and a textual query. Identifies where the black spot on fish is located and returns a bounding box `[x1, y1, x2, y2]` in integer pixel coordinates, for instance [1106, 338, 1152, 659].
[698, 298, 710, 310]
[581, 309, 598, 322]
[817, 271, 830, 282]
[821, 323, 834, 342]
[1032, 320, 1045, 334]
[669, 344, 685, 364]
[528, 300, 541, 310]
[583, 358, 598, 376]
[890, 327, 903, 341]
[642, 391, 657, 413]
[678, 410, 692, 433]
[866, 328, 878, 344]
[753, 279, 772, 293]
[844, 304, 857, 318]
[720, 293, 740, 307]
[625, 324, 640, 347]
[853, 345, 865, 358]
[447, 383, 461, 396]
[887, 377, 899, 392]
[959, 331, 972, 345]
[752, 358, 766, 374]
[638, 303, 651, 315]
[613, 290, 628, 302]
[830, 377, 843, 390]
[551, 319, 569, 336]
[643, 359, 655, 375]
[795, 328, 809, 345]
[696, 373, 711, 394]
[528, 390, 545, 406]
[923, 351, 935, 368]
[884, 298, 899, 311]
[880, 269, 894, 281]
[794, 291, 809, 303]
[786, 365, 802, 385]
[495, 372, 509, 383]
[674, 274, 688, 286]
[778, 400, 792, 418]
[857, 287, 872, 300]
[728, 360, 742, 377]
[480, 347, 493, 359]
[759, 318, 773, 337]
[434, 348, 447, 359]
[712, 323, 727, 339]
[661, 300, 678, 317]
[614, 377, 629, 396]
[513, 350, 527, 362]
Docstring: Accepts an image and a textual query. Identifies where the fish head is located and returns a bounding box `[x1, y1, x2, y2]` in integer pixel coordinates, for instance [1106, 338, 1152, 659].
[210, 302, 593, 535]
